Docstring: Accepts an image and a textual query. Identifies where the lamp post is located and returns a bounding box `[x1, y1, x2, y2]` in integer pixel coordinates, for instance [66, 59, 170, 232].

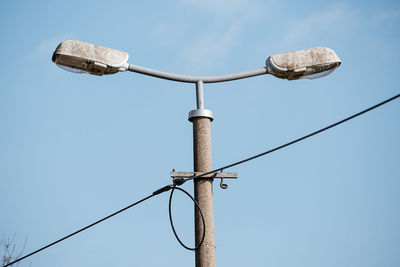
[52, 40, 341, 267]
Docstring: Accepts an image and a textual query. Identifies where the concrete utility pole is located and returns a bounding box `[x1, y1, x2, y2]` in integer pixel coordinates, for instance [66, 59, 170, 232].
[190, 80, 215, 267]
[192, 116, 215, 267]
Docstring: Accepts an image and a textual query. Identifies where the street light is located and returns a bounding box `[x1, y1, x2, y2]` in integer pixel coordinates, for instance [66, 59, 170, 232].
[53, 40, 340, 80]
[52, 40, 129, 75]
[266, 47, 341, 80]
[52, 39, 341, 267]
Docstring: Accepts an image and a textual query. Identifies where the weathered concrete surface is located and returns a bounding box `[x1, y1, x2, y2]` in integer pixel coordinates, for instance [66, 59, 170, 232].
[192, 117, 215, 267]
[52, 40, 129, 67]
[270, 47, 340, 70]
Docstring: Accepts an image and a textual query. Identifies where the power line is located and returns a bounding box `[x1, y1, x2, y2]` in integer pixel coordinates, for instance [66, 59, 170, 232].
[5, 184, 206, 267]
[181, 93, 400, 184]
[3, 188, 168, 267]
[5, 92, 400, 266]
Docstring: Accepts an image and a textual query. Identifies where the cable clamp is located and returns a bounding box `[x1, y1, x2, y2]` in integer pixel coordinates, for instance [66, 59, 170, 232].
[173, 178, 185, 186]
[152, 185, 172, 195]
[171, 170, 238, 189]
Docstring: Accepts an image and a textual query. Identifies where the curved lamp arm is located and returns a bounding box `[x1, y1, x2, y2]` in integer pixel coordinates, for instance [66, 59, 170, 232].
[52, 40, 341, 121]
[127, 64, 268, 84]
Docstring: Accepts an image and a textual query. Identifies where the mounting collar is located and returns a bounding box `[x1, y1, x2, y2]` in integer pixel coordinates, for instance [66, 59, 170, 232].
[188, 109, 214, 122]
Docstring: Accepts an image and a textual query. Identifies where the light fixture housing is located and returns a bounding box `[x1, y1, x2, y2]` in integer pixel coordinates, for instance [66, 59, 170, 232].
[266, 47, 341, 80]
[52, 40, 129, 76]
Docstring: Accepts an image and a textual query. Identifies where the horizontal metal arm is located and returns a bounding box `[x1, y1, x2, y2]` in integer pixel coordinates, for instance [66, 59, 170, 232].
[171, 171, 238, 179]
[128, 64, 268, 83]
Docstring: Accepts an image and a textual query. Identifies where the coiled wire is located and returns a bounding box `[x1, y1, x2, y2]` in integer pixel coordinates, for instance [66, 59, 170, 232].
[168, 185, 206, 250]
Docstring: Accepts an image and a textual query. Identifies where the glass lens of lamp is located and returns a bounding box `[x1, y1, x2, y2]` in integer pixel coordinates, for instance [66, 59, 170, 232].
[301, 62, 340, 80]
[55, 55, 90, 74]
[56, 64, 88, 74]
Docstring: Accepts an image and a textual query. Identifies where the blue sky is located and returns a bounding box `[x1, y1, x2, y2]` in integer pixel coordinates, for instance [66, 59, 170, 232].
[1, 1, 399, 266]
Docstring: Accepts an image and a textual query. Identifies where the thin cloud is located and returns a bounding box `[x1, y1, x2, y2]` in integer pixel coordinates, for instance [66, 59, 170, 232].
[178, 0, 273, 71]
[371, 8, 400, 27]
[180, 20, 244, 71]
[282, 4, 359, 48]
[180, 0, 264, 18]
[151, 23, 188, 48]
[34, 33, 76, 57]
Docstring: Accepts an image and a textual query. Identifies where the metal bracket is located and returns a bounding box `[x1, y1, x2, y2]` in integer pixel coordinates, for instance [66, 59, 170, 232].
[171, 170, 238, 189]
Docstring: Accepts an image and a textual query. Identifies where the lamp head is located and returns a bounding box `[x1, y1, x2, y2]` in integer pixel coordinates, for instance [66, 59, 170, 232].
[52, 40, 129, 76]
[266, 47, 341, 80]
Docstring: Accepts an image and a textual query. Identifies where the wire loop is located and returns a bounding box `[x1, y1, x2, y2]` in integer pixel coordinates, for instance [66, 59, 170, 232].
[168, 185, 206, 251]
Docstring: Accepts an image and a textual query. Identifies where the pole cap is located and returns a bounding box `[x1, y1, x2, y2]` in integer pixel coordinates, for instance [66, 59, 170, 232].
[188, 109, 214, 122]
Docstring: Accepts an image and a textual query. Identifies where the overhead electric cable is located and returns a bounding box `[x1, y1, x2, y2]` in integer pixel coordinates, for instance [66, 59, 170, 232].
[5, 92, 400, 267]
[181, 93, 400, 184]
[5, 183, 206, 267]
[4, 187, 170, 267]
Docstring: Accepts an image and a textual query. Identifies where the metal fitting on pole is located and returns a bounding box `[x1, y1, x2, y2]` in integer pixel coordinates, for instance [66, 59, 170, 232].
[188, 109, 214, 122]
[188, 80, 214, 122]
